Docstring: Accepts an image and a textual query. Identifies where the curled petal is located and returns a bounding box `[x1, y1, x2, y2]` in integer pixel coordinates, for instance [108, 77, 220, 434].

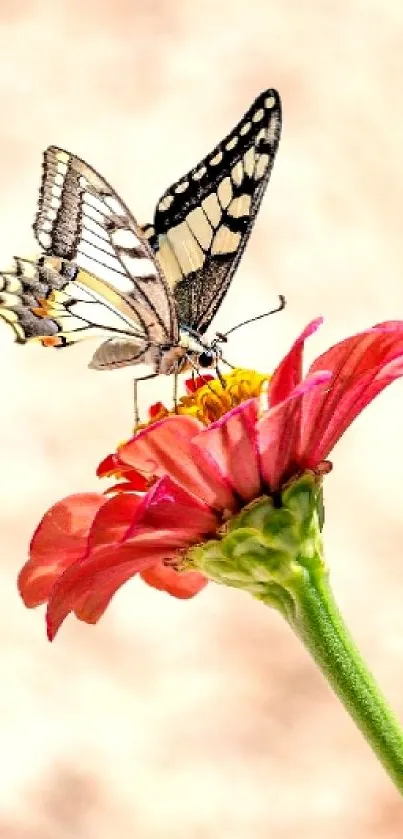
[19, 493, 107, 607]
[47, 541, 169, 637]
[46, 476, 217, 638]
[269, 318, 323, 407]
[258, 371, 331, 491]
[47, 534, 207, 639]
[192, 399, 261, 502]
[88, 493, 142, 550]
[97, 452, 149, 490]
[96, 453, 122, 477]
[72, 560, 207, 627]
[119, 415, 235, 509]
[125, 475, 220, 538]
[299, 323, 403, 465]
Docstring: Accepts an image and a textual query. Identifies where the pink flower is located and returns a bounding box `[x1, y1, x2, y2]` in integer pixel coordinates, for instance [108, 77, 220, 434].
[18, 319, 403, 639]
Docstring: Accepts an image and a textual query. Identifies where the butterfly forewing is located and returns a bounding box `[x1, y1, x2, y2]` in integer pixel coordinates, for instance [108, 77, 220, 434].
[144, 89, 282, 334]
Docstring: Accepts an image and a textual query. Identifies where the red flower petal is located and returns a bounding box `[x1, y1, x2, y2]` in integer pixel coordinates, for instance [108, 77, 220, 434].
[140, 563, 208, 598]
[97, 452, 149, 490]
[18, 493, 107, 607]
[118, 415, 236, 510]
[185, 374, 214, 394]
[96, 453, 118, 477]
[46, 476, 217, 638]
[192, 399, 261, 502]
[149, 401, 166, 419]
[125, 474, 220, 538]
[258, 371, 332, 490]
[269, 318, 323, 407]
[299, 323, 403, 466]
[88, 493, 143, 550]
[103, 480, 146, 495]
[70, 559, 207, 626]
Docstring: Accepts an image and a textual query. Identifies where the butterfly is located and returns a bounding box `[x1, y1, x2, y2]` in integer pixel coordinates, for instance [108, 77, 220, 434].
[0, 88, 283, 419]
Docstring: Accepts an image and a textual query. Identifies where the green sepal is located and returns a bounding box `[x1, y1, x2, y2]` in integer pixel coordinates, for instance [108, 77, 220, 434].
[187, 472, 326, 619]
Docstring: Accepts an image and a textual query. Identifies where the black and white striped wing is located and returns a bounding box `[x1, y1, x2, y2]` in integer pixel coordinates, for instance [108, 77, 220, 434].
[143, 89, 282, 335]
[30, 147, 179, 367]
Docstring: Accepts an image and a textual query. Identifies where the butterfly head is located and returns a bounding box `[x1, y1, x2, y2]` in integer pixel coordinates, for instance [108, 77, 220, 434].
[177, 326, 224, 372]
[198, 347, 220, 369]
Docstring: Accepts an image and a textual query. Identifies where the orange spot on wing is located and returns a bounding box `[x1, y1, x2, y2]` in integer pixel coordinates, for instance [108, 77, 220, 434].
[41, 336, 62, 347]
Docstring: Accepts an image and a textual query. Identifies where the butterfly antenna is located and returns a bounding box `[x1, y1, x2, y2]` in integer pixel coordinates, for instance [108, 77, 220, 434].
[218, 294, 286, 340]
[220, 357, 236, 371]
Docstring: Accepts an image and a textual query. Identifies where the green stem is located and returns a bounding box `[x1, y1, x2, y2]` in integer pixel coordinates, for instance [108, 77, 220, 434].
[189, 476, 403, 793]
[284, 570, 403, 794]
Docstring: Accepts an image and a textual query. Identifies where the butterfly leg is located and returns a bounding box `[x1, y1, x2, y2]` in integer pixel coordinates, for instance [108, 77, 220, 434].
[133, 373, 158, 428]
[215, 363, 226, 388]
[173, 371, 179, 414]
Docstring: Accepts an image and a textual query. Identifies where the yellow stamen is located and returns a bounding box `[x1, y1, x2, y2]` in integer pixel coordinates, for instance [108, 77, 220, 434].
[140, 368, 269, 430]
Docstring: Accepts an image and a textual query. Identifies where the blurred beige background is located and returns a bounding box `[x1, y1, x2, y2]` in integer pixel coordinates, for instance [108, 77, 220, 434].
[1, 0, 403, 836]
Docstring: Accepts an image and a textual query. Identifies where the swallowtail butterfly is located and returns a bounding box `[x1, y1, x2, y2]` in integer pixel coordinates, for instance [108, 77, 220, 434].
[0, 89, 283, 416]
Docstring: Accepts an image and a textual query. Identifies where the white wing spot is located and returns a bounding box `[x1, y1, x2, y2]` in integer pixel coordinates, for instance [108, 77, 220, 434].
[226, 136, 238, 151]
[210, 150, 223, 166]
[111, 227, 142, 250]
[55, 150, 70, 164]
[175, 180, 189, 194]
[252, 108, 265, 123]
[240, 121, 252, 136]
[105, 195, 124, 215]
[158, 194, 174, 212]
[39, 231, 52, 249]
[119, 253, 157, 279]
[265, 95, 276, 109]
[193, 166, 207, 181]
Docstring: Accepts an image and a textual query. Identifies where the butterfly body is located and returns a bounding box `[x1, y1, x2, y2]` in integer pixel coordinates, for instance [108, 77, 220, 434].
[0, 89, 282, 383]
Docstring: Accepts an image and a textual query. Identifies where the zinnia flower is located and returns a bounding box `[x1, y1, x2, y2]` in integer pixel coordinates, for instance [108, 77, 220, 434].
[18, 318, 403, 640]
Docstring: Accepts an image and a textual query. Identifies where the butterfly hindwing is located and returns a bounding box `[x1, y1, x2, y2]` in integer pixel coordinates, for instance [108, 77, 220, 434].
[0, 148, 182, 366]
[33, 147, 179, 349]
[0, 252, 157, 368]
[0, 256, 63, 344]
[144, 88, 282, 334]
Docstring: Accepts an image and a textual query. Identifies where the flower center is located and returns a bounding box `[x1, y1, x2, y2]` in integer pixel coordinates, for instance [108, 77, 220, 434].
[143, 368, 269, 429]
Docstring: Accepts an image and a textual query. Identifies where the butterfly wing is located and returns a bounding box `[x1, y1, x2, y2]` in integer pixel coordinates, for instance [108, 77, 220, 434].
[0, 253, 162, 373]
[143, 89, 282, 335]
[0, 147, 182, 367]
[33, 147, 179, 360]
[0, 256, 62, 344]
